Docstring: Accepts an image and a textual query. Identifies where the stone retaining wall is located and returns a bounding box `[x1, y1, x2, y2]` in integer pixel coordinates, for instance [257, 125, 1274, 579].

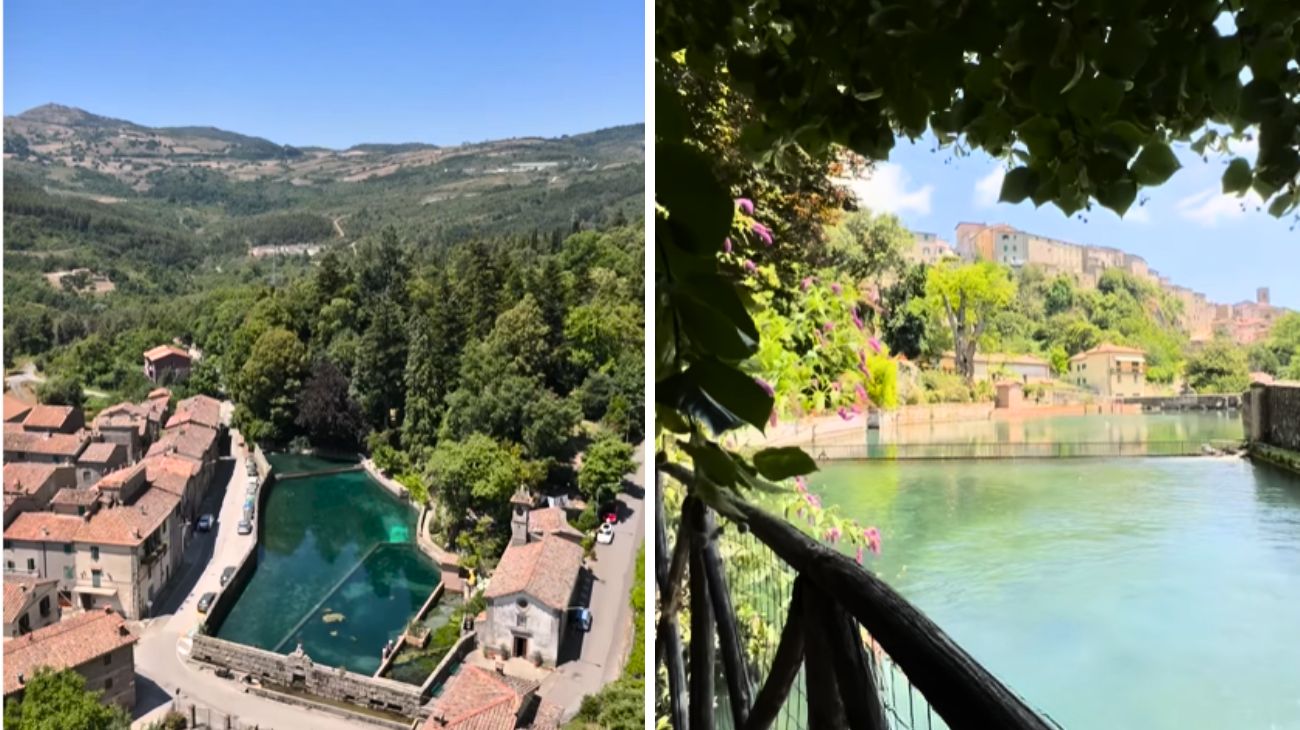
[1246, 382, 1300, 452]
[420, 631, 477, 698]
[191, 634, 427, 717]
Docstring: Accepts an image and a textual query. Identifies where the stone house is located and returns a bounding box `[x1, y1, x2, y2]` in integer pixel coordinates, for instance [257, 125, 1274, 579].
[1067, 343, 1147, 398]
[92, 402, 155, 463]
[165, 394, 222, 432]
[3, 463, 77, 515]
[3, 575, 61, 639]
[421, 665, 543, 729]
[481, 497, 583, 667]
[939, 351, 1053, 382]
[3, 607, 138, 711]
[20, 405, 85, 435]
[76, 442, 127, 488]
[3, 430, 90, 465]
[146, 424, 218, 508]
[143, 345, 191, 384]
[4, 512, 83, 594]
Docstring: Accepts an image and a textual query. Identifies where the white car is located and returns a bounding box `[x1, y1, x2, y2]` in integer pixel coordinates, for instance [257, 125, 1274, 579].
[596, 522, 614, 545]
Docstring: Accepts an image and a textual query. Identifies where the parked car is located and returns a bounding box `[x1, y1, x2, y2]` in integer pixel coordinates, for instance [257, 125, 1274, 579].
[197, 592, 216, 613]
[237, 519, 253, 535]
[220, 566, 236, 586]
[596, 522, 615, 545]
[572, 607, 592, 632]
[598, 504, 619, 524]
[196, 514, 214, 532]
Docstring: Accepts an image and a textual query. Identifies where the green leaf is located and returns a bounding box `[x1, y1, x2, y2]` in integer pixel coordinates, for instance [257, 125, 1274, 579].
[1222, 158, 1253, 195]
[1131, 142, 1181, 186]
[999, 167, 1038, 204]
[1096, 178, 1137, 216]
[656, 80, 689, 145]
[656, 371, 744, 435]
[656, 142, 733, 254]
[1066, 77, 1126, 121]
[676, 274, 760, 344]
[752, 447, 819, 480]
[655, 404, 691, 434]
[681, 440, 739, 487]
[673, 290, 757, 361]
[688, 357, 774, 433]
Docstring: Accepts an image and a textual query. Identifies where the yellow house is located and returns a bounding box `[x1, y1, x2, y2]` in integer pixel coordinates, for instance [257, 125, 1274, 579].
[1068, 344, 1147, 398]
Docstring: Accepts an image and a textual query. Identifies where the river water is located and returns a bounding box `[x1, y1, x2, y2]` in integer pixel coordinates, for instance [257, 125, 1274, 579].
[810, 413, 1300, 729]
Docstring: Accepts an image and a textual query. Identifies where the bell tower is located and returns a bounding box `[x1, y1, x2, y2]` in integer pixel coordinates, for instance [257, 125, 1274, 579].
[509, 487, 532, 545]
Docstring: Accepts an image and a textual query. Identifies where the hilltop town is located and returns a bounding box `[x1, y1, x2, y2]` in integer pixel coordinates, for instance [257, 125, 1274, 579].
[908, 222, 1288, 345]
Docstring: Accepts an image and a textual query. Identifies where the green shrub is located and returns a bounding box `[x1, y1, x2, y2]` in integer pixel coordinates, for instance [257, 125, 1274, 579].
[920, 370, 972, 403]
[575, 506, 599, 532]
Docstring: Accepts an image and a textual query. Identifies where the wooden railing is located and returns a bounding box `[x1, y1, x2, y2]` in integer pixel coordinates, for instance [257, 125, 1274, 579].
[657, 463, 1058, 730]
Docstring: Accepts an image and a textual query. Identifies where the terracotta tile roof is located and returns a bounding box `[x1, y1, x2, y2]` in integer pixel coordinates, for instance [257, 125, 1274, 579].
[51, 488, 100, 506]
[4, 608, 137, 695]
[424, 665, 537, 730]
[3, 430, 89, 459]
[78, 442, 123, 465]
[165, 395, 221, 431]
[148, 388, 172, 401]
[4, 511, 83, 543]
[143, 345, 190, 362]
[3, 393, 33, 423]
[22, 405, 78, 432]
[527, 508, 581, 539]
[74, 485, 179, 546]
[3, 463, 66, 496]
[93, 402, 150, 430]
[97, 462, 147, 491]
[4, 575, 58, 625]
[147, 425, 217, 463]
[527, 700, 564, 730]
[485, 535, 582, 610]
[142, 455, 199, 497]
[1070, 343, 1146, 361]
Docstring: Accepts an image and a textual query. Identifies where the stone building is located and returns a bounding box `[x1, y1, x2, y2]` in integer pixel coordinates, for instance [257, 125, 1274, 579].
[3, 575, 61, 639]
[481, 495, 583, 667]
[421, 665, 545, 729]
[143, 345, 191, 384]
[76, 442, 127, 488]
[1067, 343, 1147, 398]
[3, 430, 90, 465]
[3, 607, 138, 710]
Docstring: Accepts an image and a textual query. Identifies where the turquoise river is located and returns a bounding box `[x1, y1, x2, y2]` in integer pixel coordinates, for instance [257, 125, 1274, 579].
[810, 412, 1300, 729]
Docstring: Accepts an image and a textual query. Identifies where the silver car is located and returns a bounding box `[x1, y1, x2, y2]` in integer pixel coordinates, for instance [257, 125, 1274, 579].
[237, 519, 253, 535]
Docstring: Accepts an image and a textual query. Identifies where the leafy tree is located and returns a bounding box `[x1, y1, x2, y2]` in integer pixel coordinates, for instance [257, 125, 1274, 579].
[36, 375, 84, 409]
[353, 296, 407, 428]
[295, 359, 368, 450]
[232, 327, 307, 443]
[1247, 342, 1281, 376]
[1048, 345, 1070, 376]
[402, 309, 458, 452]
[923, 261, 1015, 381]
[1185, 339, 1250, 394]
[578, 436, 635, 506]
[1044, 276, 1076, 317]
[423, 434, 543, 537]
[823, 208, 910, 284]
[880, 263, 929, 360]
[2, 668, 131, 730]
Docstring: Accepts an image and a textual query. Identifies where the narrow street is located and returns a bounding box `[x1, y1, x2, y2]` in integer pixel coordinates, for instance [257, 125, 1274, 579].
[538, 444, 646, 718]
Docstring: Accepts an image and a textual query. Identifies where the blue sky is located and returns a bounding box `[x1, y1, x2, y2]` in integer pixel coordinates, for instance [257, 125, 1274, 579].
[4, 0, 643, 148]
[842, 134, 1298, 311]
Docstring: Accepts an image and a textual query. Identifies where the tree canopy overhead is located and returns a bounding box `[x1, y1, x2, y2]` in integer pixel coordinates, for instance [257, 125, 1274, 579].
[659, 0, 1300, 219]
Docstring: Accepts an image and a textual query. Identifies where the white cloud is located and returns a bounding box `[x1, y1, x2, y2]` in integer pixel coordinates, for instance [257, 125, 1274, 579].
[836, 163, 933, 215]
[1176, 187, 1263, 226]
[1124, 205, 1152, 223]
[974, 166, 1005, 208]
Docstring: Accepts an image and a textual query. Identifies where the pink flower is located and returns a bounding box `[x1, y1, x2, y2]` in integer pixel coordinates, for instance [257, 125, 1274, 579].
[794, 476, 808, 493]
[755, 377, 775, 397]
[851, 310, 865, 331]
[868, 337, 883, 353]
[752, 222, 774, 246]
[825, 526, 842, 544]
[723, 237, 733, 253]
[801, 276, 815, 291]
[803, 491, 821, 509]
[856, 546, 864, 565]
[743, 259, 757, 272]
[838, 407, 855, 421]
[831, 382, 841, 391]
[736, 198, 755, 215]
[864, 527, 882, 555]
[823, 321, 835, 333]
[830, 282, 842, 295]
[855, 384, 869, 403]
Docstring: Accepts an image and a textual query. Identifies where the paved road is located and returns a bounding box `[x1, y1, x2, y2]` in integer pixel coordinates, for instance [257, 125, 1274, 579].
[539, 444, 646, 717]
[131, 418, 371, 730]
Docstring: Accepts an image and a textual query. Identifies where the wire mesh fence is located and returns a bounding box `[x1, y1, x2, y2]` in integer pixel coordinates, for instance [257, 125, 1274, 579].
[717, 528, 944, 730]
